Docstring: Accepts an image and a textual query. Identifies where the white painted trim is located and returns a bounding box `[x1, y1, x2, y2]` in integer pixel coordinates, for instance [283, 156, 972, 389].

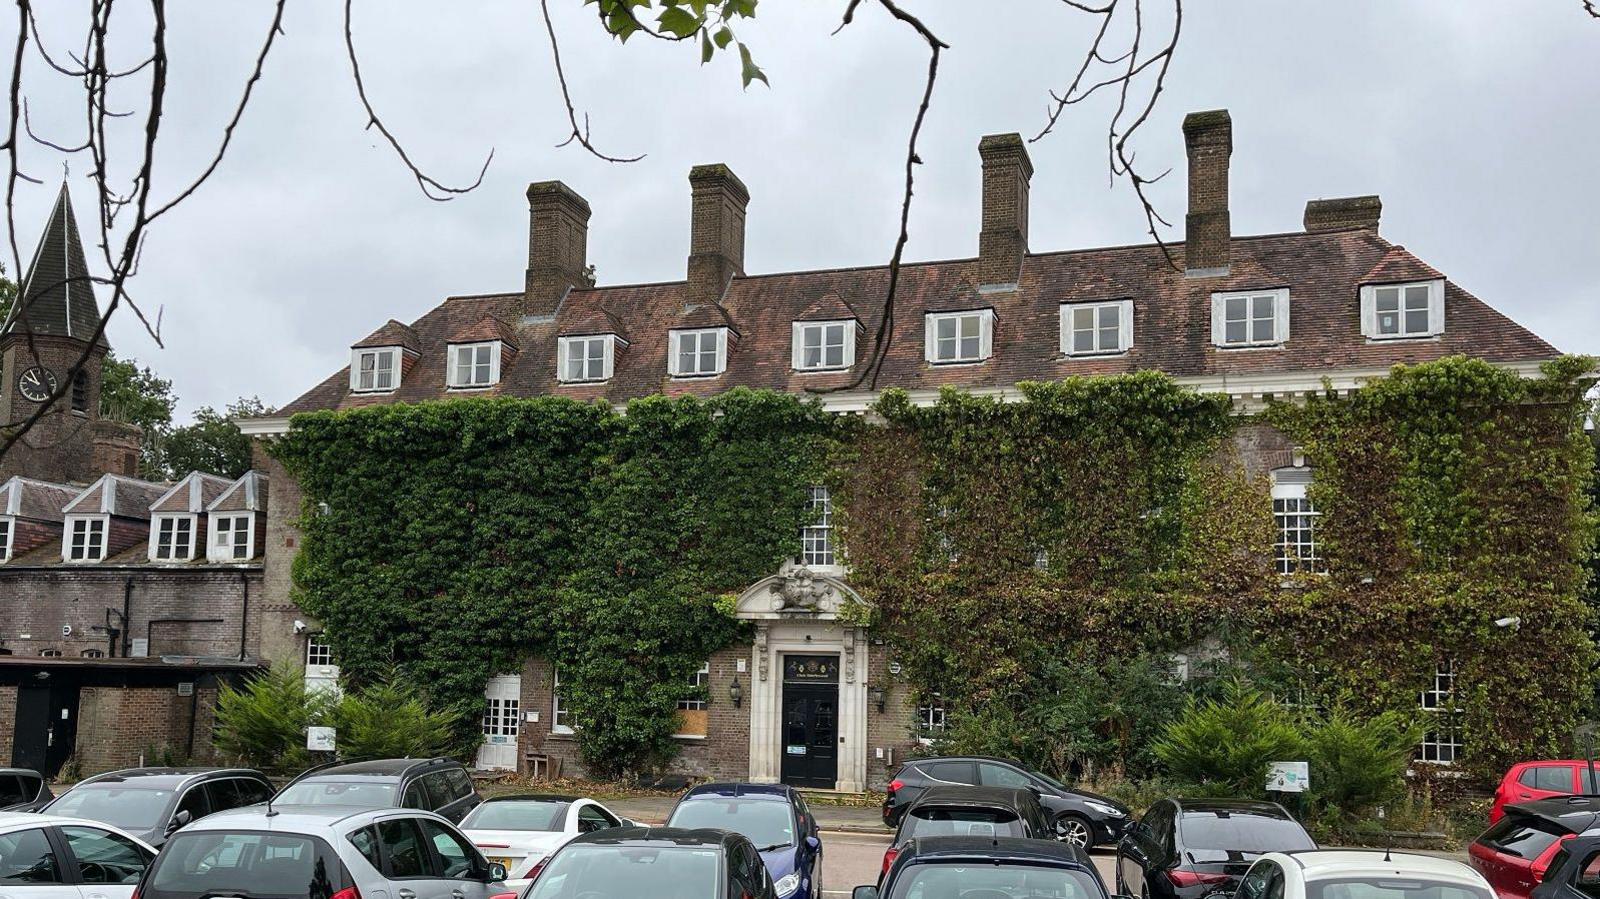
[1360, 279, 1445, 340]
[1212, 288, 1291, 348]
[62, 514, 108, 563]
[791, 320, 857, 372]
[667, 327, 729, 378]
[349, 347, 401, 393]
[746, 623, 870, 793]
[557, 334, 616, 384]
[924, 309, 995, 365]
[148, 513, 199, 562]
[446, 340, 503, 389]
[1059, 299, 1135, 356]
[207, 511, 256, 562]
[0, 516, 12, 563]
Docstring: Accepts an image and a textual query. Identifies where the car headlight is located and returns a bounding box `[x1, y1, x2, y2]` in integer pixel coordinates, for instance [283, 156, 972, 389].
[1084, 800, 1122, 817]
[774, 873, 801, 896]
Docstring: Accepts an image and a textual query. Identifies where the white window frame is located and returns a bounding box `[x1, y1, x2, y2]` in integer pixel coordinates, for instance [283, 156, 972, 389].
[0, 516, 12, 563]
[552, 667, 574, 735]
[81, 649, 104, 659]
[349, 347, 400, 393]
[916, 692, 947, 745]
[1059, 300, 1134, 356]
[791, 320, 856, 372]
[63, 515, 107, 563]
[676, 662, 711, 713]
[1270, 469, 1325, 577]
[1211, 288, 1291, 348]
[924, 310, 995, 365]
[447, 341, 501, 389]
[482, 695, 522, 739]
[305, 637, 335, 668]
[208, 512, 255, 561]
[1361, 279, 1444, 340]
[800, 485, 837, 569]
[668, 328, 729, 378]
[39, 649, 62, 659]
[148, 513, 197, 562]
[557, 335, 616, 384]
[1418, 661, 1463, 765]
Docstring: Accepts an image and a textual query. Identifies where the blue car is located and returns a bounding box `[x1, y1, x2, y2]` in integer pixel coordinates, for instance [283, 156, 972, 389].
[666, 783, 823, 899]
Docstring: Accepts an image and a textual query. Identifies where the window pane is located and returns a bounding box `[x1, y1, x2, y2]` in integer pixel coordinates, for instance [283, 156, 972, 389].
[1073, 329, 1095, 353]
[959, 315, 981, 339]
[1404, 285, 1431, 310]
[1225, 320, 1247, 344]
[1252, 295, 1275, 320]
[960, 335, 980, 359]
[0, 827, 60, 883]
[677, 335, 696, 374]
[1073, 307, 1095, 332]
[824, 342, 844, 367]
[1252, 316, 1276, 343]
[1225, 297, 1247, 322]
[937, 317, 956, 341]
[1405, 309, 1430, 334]
[1375, 287, 1400, 313]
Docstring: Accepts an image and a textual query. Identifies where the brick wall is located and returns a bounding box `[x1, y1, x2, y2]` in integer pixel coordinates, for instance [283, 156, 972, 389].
[865, 643, 925, 790]
[253, 449, 306, 668]
[73, 684, 218, 773]
[104, 517, 151, 560]
[0, 685, 15, 763]
[10, 519, 60, 558]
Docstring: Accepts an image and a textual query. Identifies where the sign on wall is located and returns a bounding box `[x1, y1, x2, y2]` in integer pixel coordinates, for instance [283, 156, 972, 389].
[1266, 761, 1310, 793]
[306, 727, 337, 752]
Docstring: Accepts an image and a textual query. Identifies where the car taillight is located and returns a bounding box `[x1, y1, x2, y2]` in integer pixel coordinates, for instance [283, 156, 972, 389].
[1532, 835, 1577, 882]
[331, 888, 362, 899]
[527, 856, 550, 880]
[489, 894, 518, 899]
[888, 779, 904, 793]
[882, 846, 899, 875]
[1168, 870, 1232, 888]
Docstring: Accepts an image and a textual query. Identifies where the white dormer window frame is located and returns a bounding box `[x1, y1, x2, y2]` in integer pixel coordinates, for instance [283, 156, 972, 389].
[668, 327, 729, 378]
[447, 341, 502, 390]
[0, 516, 12, 563]
[1212, 288, 1291, 348]
[350, 347, 400, 393]
[1361, 279, 1444, 340]
[1060, 300, 1134, 357]
[63, 514, 108, 563]
[925, 309, 995, 365]
[791, 320, 857, 372]
[149, 513, 197, 562]
[208, 511, 255, 561]
[558, 334, 617, 384]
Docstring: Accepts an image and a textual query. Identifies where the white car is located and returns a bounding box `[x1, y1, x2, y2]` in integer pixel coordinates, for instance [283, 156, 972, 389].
[461, 794, 634, 882]
[0, 811, 157, 899]
[1237, 850, 1496, 899]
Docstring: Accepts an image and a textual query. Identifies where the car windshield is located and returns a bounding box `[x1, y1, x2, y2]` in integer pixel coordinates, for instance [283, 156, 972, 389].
[1307, 877, 1493, 899]
[527, 844, 721, 899]
[463, 799, 569, 831]
[275, 779, 396, 806]
[903, 807, 1026, 841]
[151, 831, 340, 899]
[1181, 813, 1314, 858]
[887, 862, 1102, 899]
[667, 799, 795, 850]
[48, 786, 173, 831]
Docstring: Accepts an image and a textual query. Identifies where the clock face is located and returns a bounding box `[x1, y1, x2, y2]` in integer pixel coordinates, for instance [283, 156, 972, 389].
[17, 366, 58, 403]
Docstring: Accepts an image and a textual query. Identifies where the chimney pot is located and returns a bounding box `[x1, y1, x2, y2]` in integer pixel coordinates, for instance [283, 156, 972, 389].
[523, 180, 592, 318]
[1304, 195, 1382, 232]
[977, 133, 1033, 287]
[687, 164, 749, 308]
[1182, 109, 1232, 275]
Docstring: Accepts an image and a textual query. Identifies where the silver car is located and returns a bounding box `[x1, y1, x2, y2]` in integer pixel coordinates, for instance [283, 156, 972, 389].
[137, 804, 511, 899]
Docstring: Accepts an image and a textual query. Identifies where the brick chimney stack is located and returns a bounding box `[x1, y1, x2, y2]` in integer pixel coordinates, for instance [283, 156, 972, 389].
[523, 180, 591, 318]
[1304, 195, 1382, 232]
[977, 133, 1033, 287]
[687, 164, 749, 308]
[1182, 109, 1232, 276]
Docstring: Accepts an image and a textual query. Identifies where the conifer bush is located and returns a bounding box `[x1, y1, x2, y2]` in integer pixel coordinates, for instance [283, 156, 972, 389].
[1153, 679, 1301, 795]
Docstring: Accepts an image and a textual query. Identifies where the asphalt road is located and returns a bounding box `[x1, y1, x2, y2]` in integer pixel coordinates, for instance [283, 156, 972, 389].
[816, 830, 1118, 898]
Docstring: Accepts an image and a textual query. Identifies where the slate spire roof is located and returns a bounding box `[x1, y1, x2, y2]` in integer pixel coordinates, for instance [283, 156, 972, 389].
[0, 181, 107, 348]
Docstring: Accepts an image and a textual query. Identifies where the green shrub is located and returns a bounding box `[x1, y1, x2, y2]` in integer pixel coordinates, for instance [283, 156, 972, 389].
[333, 675, 460, 760]
[1305, 708, 1422, 822]
[214, 664, 334, 772]
[1153, 679, 1301, 795]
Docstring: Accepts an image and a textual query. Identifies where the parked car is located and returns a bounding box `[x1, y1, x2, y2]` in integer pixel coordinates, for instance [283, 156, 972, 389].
[461, 794, 635, 882]
[0, 767, 52, 810]
[881, 785, 1053, 880]
[0, 811, 156, 897]
[275, 757, 482, 823]
[1117, 799, 1316, 899]
[136, 804, 510, 899]
[854, 834, 1110, 899]
[519, 826, 776, 898]
[1239, 850, 1494, 899]
[1532, 825, 1600, 899]
[1493, 762, 1600, 823]
[39, 766, 275, 849]
[1470, 797, 1600, 899]
[666, 783, 822, 899]
[883, 755, 1133, 848]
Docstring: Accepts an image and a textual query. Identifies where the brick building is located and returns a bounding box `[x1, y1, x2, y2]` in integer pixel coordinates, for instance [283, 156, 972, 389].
[245, 109, 1560, 789]
[0, 186, 268, 776]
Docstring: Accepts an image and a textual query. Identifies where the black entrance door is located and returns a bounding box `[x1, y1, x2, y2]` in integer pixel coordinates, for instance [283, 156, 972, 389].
[780, 655, 839, 789]
[12, 683, 80, 777]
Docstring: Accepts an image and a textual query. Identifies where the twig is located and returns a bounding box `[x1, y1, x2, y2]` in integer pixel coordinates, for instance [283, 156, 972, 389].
[541, 0, 644, 163]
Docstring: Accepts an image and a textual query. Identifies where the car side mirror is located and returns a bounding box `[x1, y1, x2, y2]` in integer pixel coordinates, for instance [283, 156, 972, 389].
[852, 887, 880, 899]
[806, 835, 821, 852]
[486, 862, 508, 882]
[167, 809, 193, 834]
[619, 818, 637, 828]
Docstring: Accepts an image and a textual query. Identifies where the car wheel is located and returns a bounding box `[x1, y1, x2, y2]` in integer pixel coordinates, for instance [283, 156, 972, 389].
[1055, 813, 1093, 849]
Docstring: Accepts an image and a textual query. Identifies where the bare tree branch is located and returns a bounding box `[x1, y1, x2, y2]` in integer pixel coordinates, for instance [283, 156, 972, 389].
[541, 0, 644, 163]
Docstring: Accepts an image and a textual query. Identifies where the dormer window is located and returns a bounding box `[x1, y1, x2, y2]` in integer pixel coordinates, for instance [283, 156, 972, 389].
[792, 321, 856, 372]
[669, 328, 728, 378]
[209, 512, 254, 561]
[558, 335, 616, 383]
[1060, 300, 1133, 356]
[1212, 289, 1290, 348]
[150, 514, 196, 562]
[64, 516, 106, 562]
[1361, 280, 1443, 339]
[350, 347, 399, 393]
[0, 517, 12, 563]
[448, 341, 501, 389]
[925, 310, 994, 365]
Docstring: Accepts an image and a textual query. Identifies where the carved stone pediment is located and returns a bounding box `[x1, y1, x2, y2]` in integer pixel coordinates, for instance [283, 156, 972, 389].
[732, 566, 869, 621]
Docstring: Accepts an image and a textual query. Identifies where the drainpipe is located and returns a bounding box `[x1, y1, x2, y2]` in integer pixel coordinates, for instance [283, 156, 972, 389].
[238, 572, 250, 662]
[121, 577, 134, 657]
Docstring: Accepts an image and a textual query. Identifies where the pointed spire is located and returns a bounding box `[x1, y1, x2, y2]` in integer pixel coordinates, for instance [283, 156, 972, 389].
[1, 181, 107, 348]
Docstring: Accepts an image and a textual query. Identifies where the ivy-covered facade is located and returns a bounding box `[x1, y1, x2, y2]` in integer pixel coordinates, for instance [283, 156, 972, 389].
[246, 109, 1588, 788]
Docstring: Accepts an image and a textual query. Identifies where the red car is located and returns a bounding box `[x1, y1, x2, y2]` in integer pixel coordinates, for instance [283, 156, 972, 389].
[1470, 797, 1600, 899]
[1493, 762, 1598, 823]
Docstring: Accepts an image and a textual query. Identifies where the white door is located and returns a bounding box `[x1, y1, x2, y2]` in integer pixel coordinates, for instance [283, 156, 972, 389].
[303, 636, 341, 698]
[476, 675, 522, 771]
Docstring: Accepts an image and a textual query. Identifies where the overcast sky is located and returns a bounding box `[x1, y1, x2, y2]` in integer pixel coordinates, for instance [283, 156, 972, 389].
[4, 2, 1597, 421]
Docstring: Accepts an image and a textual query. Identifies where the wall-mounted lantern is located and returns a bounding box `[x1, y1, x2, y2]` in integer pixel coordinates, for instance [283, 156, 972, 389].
[870, 684, 886, 714]
[729, 677, 744, 708]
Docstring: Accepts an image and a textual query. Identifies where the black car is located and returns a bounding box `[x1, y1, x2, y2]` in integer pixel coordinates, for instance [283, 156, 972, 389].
[1532, 826, 1600, 899]
[40, 766, 275, 848]
[518, 826, 778, 899]
[0, 767, 51, 810]
[883, 786, 1053, 880]
[1116, 799, 1315, 899]
[275, 757, 482, 823]
[884, 755, 1133, 849]
[856, 834, 1112, 899]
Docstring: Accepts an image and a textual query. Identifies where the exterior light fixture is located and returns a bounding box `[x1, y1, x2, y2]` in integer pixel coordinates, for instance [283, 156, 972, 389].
[870, 684, 886, 714]
[729, 677, 744, 708]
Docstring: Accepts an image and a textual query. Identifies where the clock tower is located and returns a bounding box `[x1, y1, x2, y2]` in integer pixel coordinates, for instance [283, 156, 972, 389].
[0, 182, 122, 484]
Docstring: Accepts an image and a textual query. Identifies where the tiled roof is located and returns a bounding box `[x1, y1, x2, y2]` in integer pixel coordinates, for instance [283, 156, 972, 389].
[558, 306, 629, 341]
[352, 319, 421, 354]
[447, 315, 519, 349]
[0, 182, 108, 348]
[278, 227, 1559, 417]
[0, 477, 78, 522]
[208, 471, 268, 514]
[62, 474, 170, 519]
[1360, 245, 1445, 285]
[150, 472, 236, 514]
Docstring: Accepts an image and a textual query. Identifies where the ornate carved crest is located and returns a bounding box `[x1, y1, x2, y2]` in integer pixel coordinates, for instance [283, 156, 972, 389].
[768, 567, 834, 614]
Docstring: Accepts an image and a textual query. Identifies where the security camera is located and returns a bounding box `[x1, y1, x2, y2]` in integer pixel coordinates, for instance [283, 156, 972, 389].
[61, 625, 73, 638]
[292, 620, 307, 634]
[1495, 616, 1522, 629]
